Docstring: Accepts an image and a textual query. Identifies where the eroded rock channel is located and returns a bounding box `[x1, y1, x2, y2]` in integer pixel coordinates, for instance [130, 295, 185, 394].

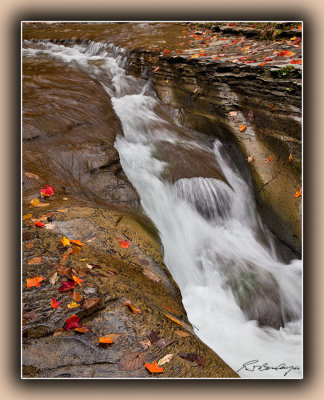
[22, 22, 302, 378]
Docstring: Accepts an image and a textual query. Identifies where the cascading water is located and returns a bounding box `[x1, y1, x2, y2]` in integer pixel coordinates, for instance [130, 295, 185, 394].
[23, 39, 302, 378]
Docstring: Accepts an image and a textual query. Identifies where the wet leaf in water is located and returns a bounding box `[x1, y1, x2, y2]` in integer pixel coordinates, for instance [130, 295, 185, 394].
[148, 331, 161, 343]
[24, 172, 39, 179]
[61, 236, 71, 247]
[289, 153, 293, 162]
[174, 330, 190, 338]
[145, 362, 164, 374]
[30, 198, 40, 206]
[26, 275, 45, 288]
[55, 265, 73, 279]
[27, 257, 43, 265]
[162, 305, 180, 316]
[155, 338, 177, 349]
[97, 335, 113, 344]
[177, 353, 206, 367]
[58, 280, 76, 292]
[265, 155, 275, 162]
[119, 352, 145, 371]
[71, 291, 82, 302]
[269, 103, 275, 112]
[165, 314, 183, 326]
[128, 304, 142, 314]
[74, 326, 90, 333]
[34, 221, 44, 228]
[51, 298, 61, 309]
[157, 354, 174, 366]
[238, 125, 247, 132]
[81, 297, 100, 309]
[53, 328, 63, 336]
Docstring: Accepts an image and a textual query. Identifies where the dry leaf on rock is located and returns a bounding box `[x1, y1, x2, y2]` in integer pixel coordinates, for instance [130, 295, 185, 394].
[157, 354, 174, 366]
[24, 172, 39, 179]
[81, 297, 100, 309]
[71, 292, 82, 302]
[174, 330, 190, 338]
[26, 275, 45, 288]
[119, 352, 145, 371]
[48, 271, 58, 285]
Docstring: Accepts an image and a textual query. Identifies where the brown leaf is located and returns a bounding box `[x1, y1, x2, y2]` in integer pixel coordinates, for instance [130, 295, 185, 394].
[81, 297, 101, 309]
[142, 269, 160, 282]
[74, 326, 90, 333]
[25, 242, 34, 249]
[155, 338, 177, 349]
[148, 331, 161, 343]
[174, 330, 190, 338]
[25, 172, 39, 179]
[71, 292, 83, 302]
[162, 305, 180, 316]
[129, 304, 142, 314]
[22, 311, 39, 320]
[177, 353, 206, 368]
[53, 328, 64, 337]
[140, 339, 152, 349]
[106, 269, 117, 276]
[27, 257, 43, 265]
[55, 265, 74, 280]
[119, 352, 145, 371]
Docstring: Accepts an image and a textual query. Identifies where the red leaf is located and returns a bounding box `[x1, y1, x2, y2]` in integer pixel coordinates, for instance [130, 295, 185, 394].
[119, 240, 130, 248]
[293, 38, 301, 45]
[51, 298, 61, 309]
[40, 185, 55, 197]
[35, 221, 44, 228]
[58, 280, 76, 292]
[65, 314, 81, 331]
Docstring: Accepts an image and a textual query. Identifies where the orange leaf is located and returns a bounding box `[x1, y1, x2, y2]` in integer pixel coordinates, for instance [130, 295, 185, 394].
[165, 314, 183, 326]
[153, 66, 160, 72]
[30, 198, 40, 206]
[119, 240, 129, 248]
[26, 275, 45, 288]
[294, 188, 302, 198]
[34, 221, 44, 228]
[73, 276, 84, 285]
[174, 330, 190, 338]
[97, 335, 113, 344]
[24, 172, 39, 179]
[23, 214, 33, 220]
[238, 125, 247, 132]
[265, 155, 275, 162]
[74, 326, 90, 333]
[145, 362, 164, 374]
[27, 257, 43, 265]
[61, 236, 71, 247]
[289, 153, 293, 162]
[129, 304, 142, 314]
[69, 239, 85, 246]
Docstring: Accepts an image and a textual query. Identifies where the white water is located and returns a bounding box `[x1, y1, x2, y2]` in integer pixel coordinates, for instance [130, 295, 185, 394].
[23, 39, 303, 378]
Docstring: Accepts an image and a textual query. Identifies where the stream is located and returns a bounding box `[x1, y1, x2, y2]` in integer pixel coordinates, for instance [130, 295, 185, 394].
[22, 36, 302, 378]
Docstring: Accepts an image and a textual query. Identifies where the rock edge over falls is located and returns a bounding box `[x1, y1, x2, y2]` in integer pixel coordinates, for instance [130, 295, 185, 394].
[22, 22, 301, 378]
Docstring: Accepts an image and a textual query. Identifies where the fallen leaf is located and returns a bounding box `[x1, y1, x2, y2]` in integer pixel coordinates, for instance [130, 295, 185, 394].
[65, 314, 81, 331]
[157, 354, 174, 366]
[153, 66, 160, 72]
[174, 330, 190, 338]
[269, 104, 275, 112]
[24, 172, 39, 179]
[178, 353, 197, 362]
[162, 305, 180, 316]
[25, 242, 34, 249]
[291, 59, 302, 64]
[53, 328, 63, 336]
[277, 50, 295, 57]
[30, 198, 40, 206]
[63, 197, 68, 201]
[55, 265, 73, 279]
[140, 339, 152, 349]
[67, 301, 80, 309]
[97, 335, 113, 344]
[61, 236, 71, 247]
[108, 333, 122, 342]
[142, 269, 160, 282]
[190, 54, 200, 58]
[35, 202, 50, 207]
[247, 156, 254, 163]
[107, 269, 118, 276]
[22, 310, 39, 320]
[70, 239, 85, 246]
[57, 208, 69, 212]
[72, 246, 81, 255]
[165, 314, 183, 326]
[34, 221, 44, 228]
[265, 155, 275, 162]
[289, 153, 293, 162]
[27, 257, 43, 265]
[238, 125, 247, 132]
[51, 298, 61, 308]
[148, 331, 161, 343]
[26, 275, 45, 288]
[145, 362, 164, 374]
[58, 280, 76, 292]
[294, 187, 302, 198]
[128, 304, 142, 314]
[81, 297, 100, 309]
[193, 88, 198, 93]
[71, 291, 82, 302]
[74, 326, 90, 333]
[40, 185, 55, 197]
[73, 276, 84, 286]
[23, 214, 33, 220]
[229, 111, 238, 119]
[119, 352, 145, 371]
[155, 338, 177, 349]
[119, 240, 130, 248]
[48, 271, 58, 285]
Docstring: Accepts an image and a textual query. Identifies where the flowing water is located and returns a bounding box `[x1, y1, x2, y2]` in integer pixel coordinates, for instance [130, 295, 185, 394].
[23, 37, 302, 378]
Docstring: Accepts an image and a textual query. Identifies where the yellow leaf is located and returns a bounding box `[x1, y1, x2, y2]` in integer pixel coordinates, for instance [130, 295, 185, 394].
[61, 236, 71, 247]
[289, 153, 293, 162]
[190, 54, 200, 58]
[69, 239, 85, 246]
[23, 214, 33, 220]
[67, 301, 80, 309]
[165, 314, 183, 326]
[30, 198, 40, 206]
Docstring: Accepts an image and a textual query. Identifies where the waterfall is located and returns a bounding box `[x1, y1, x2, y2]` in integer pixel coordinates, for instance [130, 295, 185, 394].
[23, 39, 303, 378]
